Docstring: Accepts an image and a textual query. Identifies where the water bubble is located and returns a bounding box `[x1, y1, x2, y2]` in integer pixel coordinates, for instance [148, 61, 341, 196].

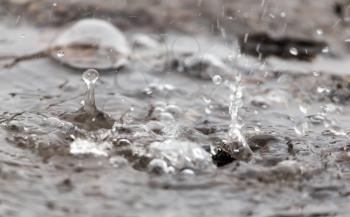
[322, 46, 329, 54]
[328, 126, 346, 136]
[280, 12, 286, 18]
[212, 75, 222, 85]
[205, 106, 211, 114]
[52, 2, 57, 7]
[149, 139, 214, 171]
[147, 159, 170, 174]
[312, 71, 320, 77]
[181, 169, 195, 176]
[316, 29, 323, 36]
[317, 87, 330, 94]
[308, 114, 326, 125]
[321, 104, 341, 114]
[202, 96, 211, 104]
[56, 50, 64, 58]
[298, 103, 309, 115]
[289, 47, 298, 56]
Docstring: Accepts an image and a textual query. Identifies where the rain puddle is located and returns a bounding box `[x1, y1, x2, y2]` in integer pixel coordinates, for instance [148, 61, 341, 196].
[0, 13, 350, 217]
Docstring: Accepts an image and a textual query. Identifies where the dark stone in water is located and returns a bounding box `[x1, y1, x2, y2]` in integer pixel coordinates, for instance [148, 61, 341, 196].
[212, 149, 235, 167]
[239, 33, 327, 61]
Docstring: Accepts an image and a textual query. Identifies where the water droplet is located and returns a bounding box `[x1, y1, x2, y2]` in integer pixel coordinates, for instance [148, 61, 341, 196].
[202, 96, 211, 104]
[52, 2, 57, 7]
[83, 69, 99, 86]
[181, 169, 195, 175]
[212, 75, 222, 85]
[82, 69, 99, 113]
[317, 87, 330, 94]
[299, 104, 309, 115]
[205, 106, 211, 114]
[322, 46, 329, 53]
[312, 71, 320, 77]
[316, 29, 323, 36]
[147, 158, 170, 174]
[280, 12, 286, 18]
[56, 50, 65, 58]
[328, 126, 346, 136]
[289, 47, 298, 56]
[294, 122, 308, 136]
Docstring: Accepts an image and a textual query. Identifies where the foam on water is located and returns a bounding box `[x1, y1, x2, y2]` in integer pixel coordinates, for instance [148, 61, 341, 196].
[70, 138, 112, 157]
[148, 139, 214, 172]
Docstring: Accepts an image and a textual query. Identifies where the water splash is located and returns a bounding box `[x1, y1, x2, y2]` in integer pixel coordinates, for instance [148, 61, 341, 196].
[225, 74, 252, 156]
[82, 69, 99, 113]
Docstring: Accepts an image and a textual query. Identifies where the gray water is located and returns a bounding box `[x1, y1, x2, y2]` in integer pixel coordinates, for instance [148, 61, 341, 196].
[1, 20, 350, 217]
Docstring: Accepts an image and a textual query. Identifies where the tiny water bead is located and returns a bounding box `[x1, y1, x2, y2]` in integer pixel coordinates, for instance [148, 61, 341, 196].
[56, 50, 64, 58]
[289, 47, 298, 56]
[212, 75, 223, 85]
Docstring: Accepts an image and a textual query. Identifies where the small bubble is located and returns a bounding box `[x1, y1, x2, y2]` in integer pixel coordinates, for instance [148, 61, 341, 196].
[316, 29, 323, 36]
[299, 104, 309, 115]
[212, 75, 222, 85]
[56, 50, 65, 58]
[317, 87, 330, 94]
[322, 46, 329, 53]
[312, 71, 320, 77]
[202, 96, 211, 104]
[289, 47, 298, 56]
[181, 169, 195, 176]
[52, 2, 57, 7]
[280, 12, 286, 18]
[147, 159, 169, 174]
[205, 107, 211, 114]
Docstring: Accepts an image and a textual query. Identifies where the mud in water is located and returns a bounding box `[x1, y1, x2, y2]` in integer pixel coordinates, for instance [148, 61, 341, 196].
[1, 1, 350, 217]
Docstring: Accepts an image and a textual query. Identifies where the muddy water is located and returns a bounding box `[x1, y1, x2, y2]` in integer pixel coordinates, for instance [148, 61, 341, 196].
[1, 20, 350, 217]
